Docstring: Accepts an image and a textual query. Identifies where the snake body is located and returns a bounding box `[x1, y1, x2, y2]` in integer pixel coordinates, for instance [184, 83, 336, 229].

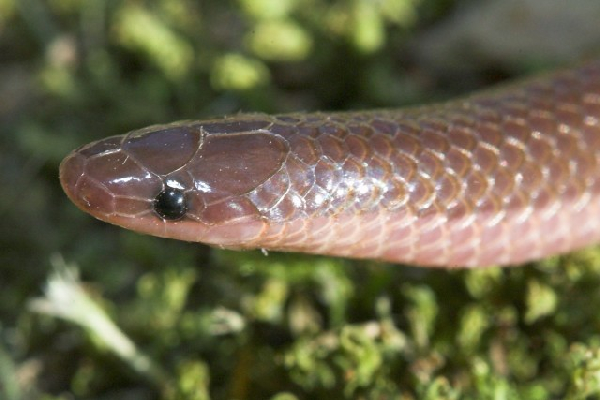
[60, 60, 600, 267]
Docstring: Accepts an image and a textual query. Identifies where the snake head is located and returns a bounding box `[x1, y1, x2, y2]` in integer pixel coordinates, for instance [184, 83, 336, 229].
[59, 117, 289, 247]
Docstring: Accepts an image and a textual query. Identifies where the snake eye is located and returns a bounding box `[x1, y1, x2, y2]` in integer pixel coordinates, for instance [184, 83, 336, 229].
[154, 187, 187, 220]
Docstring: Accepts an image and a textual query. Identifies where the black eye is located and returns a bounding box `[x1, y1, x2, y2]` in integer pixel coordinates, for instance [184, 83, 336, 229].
[154, 187, 187, 220]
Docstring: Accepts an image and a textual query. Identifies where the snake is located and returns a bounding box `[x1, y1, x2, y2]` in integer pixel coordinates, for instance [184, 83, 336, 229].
[59, 60, 600, 268]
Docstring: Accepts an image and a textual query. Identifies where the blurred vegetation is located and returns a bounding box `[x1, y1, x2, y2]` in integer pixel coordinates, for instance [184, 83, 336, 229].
[2, 0, 600, 399]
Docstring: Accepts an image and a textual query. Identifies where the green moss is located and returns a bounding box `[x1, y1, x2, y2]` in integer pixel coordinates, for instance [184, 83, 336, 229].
[247, 19, 313, 61]
[210, 53, 270, 90]
[115, 4, 194, 80]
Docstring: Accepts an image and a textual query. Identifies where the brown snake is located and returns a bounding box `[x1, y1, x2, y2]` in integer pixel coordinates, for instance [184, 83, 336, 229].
[60, 60, 600, 267]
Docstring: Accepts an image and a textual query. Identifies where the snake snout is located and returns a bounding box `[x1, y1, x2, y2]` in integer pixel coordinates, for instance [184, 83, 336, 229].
[59, 151, 116, 217]
[59, 152, 86, 209]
